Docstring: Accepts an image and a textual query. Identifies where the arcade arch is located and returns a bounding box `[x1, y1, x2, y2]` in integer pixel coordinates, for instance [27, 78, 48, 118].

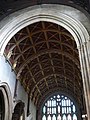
[0, 4, 90, 120]
[0, 83, 12, 120]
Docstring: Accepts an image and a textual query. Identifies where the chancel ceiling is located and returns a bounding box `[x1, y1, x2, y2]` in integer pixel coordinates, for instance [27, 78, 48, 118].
[4, 21, 83, 109]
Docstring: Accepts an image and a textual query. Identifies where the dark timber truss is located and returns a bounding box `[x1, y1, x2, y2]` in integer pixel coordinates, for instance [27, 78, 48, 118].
[4, 22, 83, 110]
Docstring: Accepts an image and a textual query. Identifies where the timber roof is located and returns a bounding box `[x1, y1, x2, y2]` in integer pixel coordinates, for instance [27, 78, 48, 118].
[5, 21, 83, 109]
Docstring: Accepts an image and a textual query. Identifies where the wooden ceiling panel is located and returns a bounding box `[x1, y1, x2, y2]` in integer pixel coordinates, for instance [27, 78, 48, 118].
[4, 21, 83, 107]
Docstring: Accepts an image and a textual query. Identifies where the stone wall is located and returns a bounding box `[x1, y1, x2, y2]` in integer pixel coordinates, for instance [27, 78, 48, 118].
[0, 55, 36, 120]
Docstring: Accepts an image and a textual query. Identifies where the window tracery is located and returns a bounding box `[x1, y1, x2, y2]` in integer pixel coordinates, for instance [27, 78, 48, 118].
[42, 95, 77, 120]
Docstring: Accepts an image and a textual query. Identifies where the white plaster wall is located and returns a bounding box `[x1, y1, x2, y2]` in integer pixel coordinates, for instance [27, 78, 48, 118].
[30, 100, 36, 120]
[27, 100, 36, 120]
[0, 55, 36, 120]
[16, 80, 36, 120]
[0, 55, 16, 97]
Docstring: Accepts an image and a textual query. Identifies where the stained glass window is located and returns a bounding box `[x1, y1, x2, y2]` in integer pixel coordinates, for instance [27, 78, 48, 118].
[42, 94, 77, 120]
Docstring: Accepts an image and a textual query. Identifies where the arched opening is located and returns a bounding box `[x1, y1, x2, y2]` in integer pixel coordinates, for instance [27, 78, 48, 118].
[0, 82, 12, 120]
[0, 4, 89, 119]
[0, 83, 12, 120]
[4, 21, 86, 120]
[0, 90, 5, 120]
[12, 102, 25, 120]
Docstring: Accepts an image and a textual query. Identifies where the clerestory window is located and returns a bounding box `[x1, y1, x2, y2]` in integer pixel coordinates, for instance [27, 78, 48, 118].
[42, 94, 77, 120]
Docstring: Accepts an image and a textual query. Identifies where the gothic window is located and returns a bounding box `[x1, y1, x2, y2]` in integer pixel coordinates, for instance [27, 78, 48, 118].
[42, 94, 77, 120]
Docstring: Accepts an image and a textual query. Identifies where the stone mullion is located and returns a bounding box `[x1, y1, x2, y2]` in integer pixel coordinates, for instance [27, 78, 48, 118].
[78, 43, 90, 120]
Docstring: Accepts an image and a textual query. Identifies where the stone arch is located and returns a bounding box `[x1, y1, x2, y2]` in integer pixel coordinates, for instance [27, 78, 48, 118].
[0, 5, 89, 54]
[0, 4, 90, 119]
[0, 89, 5, 120]
[0, 82, 13, 120]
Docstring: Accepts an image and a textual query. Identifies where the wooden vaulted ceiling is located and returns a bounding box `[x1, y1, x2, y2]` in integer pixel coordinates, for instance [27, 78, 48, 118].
[4, 21, 83, 107]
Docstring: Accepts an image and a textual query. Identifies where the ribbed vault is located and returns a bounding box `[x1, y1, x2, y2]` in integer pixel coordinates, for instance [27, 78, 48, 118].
[4, 21, 83, 108]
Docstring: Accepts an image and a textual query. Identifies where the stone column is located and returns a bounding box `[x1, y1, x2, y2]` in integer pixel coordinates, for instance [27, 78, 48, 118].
[78, 41, 90, 120]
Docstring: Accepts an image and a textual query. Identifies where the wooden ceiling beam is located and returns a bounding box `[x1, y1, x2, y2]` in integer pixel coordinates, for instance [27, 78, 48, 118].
[19, 56, 78, 74]
[17, 49, 79, 77]
[5, 21, 82, 107]
[37, 86, 81, 108]
[26, 26, 49, 91]
[58, 25, 67, 89]
[26, 27, 42, 96]
[11, 39, 78, 63]
[29, 72, 82, 97]
[9, 35, 28, 52]
[42, 21, 58, 86]
[21, 64, 81, 84]
[30, 29, 73, 39]
[13, 36, 42, 97]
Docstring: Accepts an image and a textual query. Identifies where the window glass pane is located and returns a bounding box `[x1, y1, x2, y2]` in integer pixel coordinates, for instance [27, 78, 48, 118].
[67, 107, 69, 113]
[47, 108, 50, 114]
[57, 95, 60, 98]
[58, 106, 60, 113]
[52, 100, 56, 106]
[63, 114, 66, 120]
[47, 101, 50, 107]
[53, 100, 56, 106]
[69, 100, 71, 106]
[50, 100, 51, 106]
[63, 100, 66, 106]
[73, 105, 76, 112]
[52, 115, 56, 120]
[62, 107, 64, 114]
[54, 108, 56, 114]
[43, 106, 46, 114]
[67, 114, 71, 120]
[65, 97, 67, 99]
[69, 107, 71, 113]
[67, 100, 69, 106]
[73, 114, 77, 120]
[64, 107, 66, 114]
[62, 100, 64, 106]
[49, 108, 51, 114]
[57, 115, 61, 120]
[47, 115, 51, 120]
[42, 115, 46, 120]
[52, 108, 56, 114]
